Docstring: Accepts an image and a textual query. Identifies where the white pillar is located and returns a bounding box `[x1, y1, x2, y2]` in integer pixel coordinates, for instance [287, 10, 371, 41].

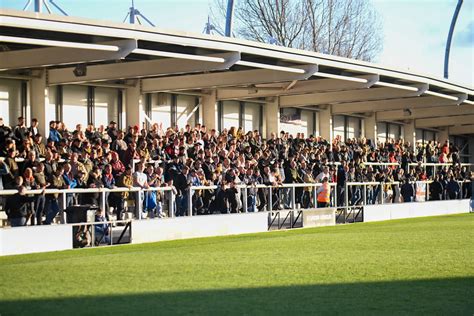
[201, 90, 217, 131]
[125, 84, 144, 129]
[364, 113, 377, 142]
[319, 106, 332, 143]
[265, 97, 280, 138]
[404, 120, 416, 152]
[30, 72, 48, 137]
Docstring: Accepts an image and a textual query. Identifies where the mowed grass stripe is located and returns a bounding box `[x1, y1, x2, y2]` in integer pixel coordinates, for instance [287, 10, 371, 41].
[0, 214, 472, 315]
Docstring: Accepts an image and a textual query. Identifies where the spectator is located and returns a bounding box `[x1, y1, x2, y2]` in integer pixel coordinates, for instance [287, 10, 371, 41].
[0, 118, 471, 228]
[5, 186, 45, 227]
[14, 116, 29, 147]
[400, 178, 414, 203]
[446, 176, 460, 200]
[33, 162, 48, 225]
[116, 166, 133, 220]
[29, 118, 40, 138]
[44, 165, 67, 225]
[316, 177, 331, 208]
[48, 120, 61, 144]
[94, 209, 110, 245]
[430, 175, 444, 201]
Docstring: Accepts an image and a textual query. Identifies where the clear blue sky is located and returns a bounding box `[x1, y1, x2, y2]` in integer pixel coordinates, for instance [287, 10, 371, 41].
[2, 0, 473, 86]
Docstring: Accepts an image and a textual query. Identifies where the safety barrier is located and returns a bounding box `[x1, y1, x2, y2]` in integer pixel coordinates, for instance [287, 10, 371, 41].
[0, 179, 471, 256]
[0, 179, 470, 227]
[331, 179, 471, 223]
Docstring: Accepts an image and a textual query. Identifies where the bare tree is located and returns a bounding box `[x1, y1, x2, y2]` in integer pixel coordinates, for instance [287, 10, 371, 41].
[211, 0, 382, 62]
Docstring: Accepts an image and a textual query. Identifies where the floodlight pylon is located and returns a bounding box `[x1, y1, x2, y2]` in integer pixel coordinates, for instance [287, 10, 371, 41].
[23, 0, 68, 15]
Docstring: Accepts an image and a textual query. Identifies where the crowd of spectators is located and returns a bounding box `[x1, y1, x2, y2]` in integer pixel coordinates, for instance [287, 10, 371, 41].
[0, 116, 471, 227]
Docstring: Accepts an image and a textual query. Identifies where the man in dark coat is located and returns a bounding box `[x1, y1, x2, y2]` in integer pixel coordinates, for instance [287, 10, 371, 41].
[5, 186, 45, 227]
[430, 175, 444, 201]
[400, 178, 414, 203]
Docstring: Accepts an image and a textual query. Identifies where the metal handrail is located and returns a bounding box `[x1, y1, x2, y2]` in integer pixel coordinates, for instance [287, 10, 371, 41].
[0, 179, 470, 227]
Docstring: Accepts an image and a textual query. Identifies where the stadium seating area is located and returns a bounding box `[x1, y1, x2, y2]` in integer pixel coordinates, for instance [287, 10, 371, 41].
[0, 116, 471, 227]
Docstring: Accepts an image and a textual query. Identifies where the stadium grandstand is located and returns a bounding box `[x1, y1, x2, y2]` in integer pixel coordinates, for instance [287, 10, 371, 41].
[0, 9, 473, 254]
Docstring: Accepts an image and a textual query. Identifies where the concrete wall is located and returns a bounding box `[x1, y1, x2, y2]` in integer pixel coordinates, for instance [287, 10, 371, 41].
[364, 199, 470, 222]
[132, 212, 268, 244]
[0, 225, 72, 256]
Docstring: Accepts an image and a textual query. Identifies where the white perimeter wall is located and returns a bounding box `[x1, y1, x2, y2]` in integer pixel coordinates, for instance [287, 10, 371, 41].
[132, 212, 268, 244]
[364, 199, 470, 222]
[0, 224, 72, 256]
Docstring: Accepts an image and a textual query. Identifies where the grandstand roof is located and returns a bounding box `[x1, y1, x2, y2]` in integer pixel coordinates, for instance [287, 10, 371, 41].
[1, 9, 473, 134]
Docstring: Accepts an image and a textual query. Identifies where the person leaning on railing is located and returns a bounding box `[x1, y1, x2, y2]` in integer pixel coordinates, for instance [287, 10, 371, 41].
[43, 165, 67, 225]
[400, 178, 415, 203]
[430, 174, 444, 201]
[114, 166, 133, 221]
[33, 162, 49, 225]
[5, 186, 45, 227]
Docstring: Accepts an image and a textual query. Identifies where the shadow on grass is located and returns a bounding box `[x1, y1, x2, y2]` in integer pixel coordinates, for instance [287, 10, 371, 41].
[2, 277, 473, 315]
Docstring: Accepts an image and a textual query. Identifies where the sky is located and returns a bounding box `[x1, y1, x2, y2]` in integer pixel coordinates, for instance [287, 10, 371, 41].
[1, 0, 473, 86]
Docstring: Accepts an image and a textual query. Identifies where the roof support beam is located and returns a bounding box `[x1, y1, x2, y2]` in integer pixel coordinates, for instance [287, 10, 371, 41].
[217, 74, 379, 100]
[280, 84, 426, 108]
[141, 64, 318, 93]
[47, 52, 241, 85]
[2, 14, 472, 95]
[0, 40, 137, 71]
[448, 125, 474, 135]
[376, 104, 474, 121]
[331, 95, 461, 114]
[416, 114, 474, 129]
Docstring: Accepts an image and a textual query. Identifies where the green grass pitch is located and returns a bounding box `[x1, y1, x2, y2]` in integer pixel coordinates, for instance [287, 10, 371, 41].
[0, 213, 473, 315]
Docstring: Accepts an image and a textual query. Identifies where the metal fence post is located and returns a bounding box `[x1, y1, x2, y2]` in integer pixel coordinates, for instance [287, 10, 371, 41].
[363, 184, 367, 205]
[345, 183, 349, 207]
[137, 191, 142, 220]
[188, 187, 193, 216]
[91, 224, 95, 248]
[60, 191, 67, 224]
[243, 187, 248, 213]
[101, 189, 106, 213]
[291, 186, 296, 210]
[268, 187, 272, 212]
[313, 185, 317, 208]
[170, 190, 175, 218]
[379, 183, 384, 204]
[426, 182, 430, 201]
[345, 184, 350, 223]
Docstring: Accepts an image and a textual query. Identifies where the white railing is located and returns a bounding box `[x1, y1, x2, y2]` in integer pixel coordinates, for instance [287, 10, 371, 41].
[407, 163, 474, 177]
[343, 179, 471, 208]
[0, 179, 470, 228]
[186, 183, 338, 216]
